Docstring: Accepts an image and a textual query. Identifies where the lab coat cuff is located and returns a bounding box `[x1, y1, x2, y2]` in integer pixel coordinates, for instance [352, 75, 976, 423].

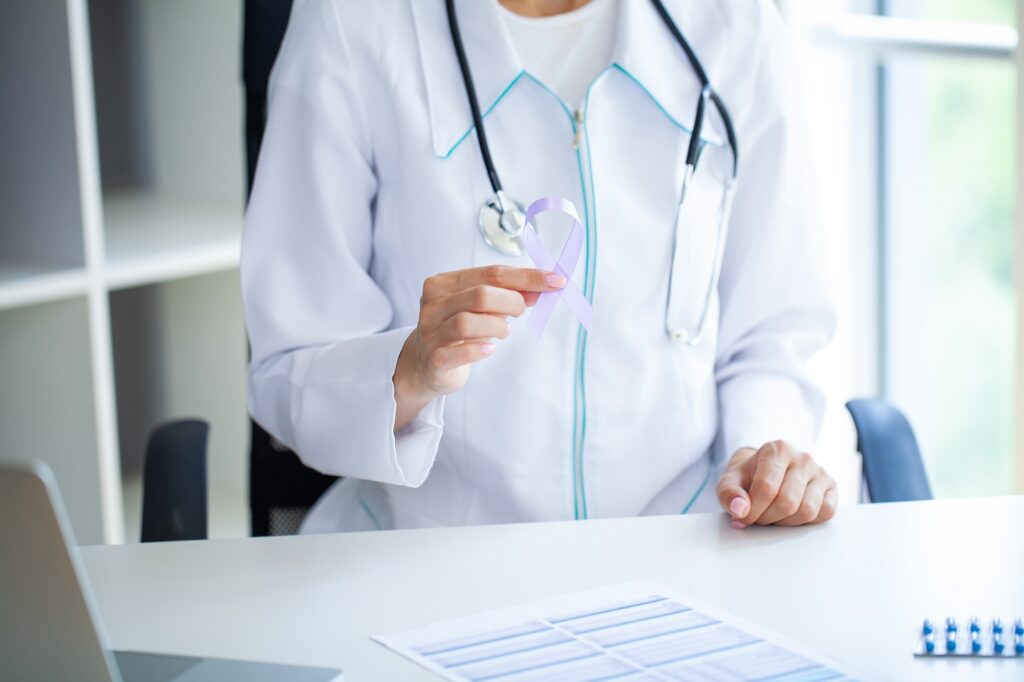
[715, 373, 818, 463]
[386, 326, 445, 487]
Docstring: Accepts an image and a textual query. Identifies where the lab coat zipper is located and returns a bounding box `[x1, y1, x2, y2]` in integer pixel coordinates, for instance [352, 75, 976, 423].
[571, 104, 596, 521]
[530, 75, 599, 521]
[529, 76, 593, 522]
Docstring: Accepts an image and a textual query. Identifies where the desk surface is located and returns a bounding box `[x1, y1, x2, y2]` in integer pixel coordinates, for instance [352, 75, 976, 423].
[81, 497, 1024, 681]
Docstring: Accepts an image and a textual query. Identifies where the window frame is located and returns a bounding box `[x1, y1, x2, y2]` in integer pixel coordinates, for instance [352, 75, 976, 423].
[780, 1, 1023, 494]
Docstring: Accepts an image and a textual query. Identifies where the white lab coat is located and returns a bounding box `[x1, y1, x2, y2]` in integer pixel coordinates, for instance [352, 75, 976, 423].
[241, 0, 835, 532]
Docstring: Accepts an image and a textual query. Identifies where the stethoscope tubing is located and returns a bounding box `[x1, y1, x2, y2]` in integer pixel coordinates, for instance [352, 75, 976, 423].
[445, 0, 504, 195]
[648, 0, 738, 178]
[446, 0, 740, 193]
[446, 0, 740, 342]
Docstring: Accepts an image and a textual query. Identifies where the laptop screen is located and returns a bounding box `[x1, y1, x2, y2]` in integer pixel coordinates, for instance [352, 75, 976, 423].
[0, 463, 118, 682]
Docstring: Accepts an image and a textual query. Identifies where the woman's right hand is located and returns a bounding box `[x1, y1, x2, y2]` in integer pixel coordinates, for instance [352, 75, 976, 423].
[392, 265, 566, 431]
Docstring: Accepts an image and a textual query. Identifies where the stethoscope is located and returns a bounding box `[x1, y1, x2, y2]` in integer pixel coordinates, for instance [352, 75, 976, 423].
[445, 0, 739, 343]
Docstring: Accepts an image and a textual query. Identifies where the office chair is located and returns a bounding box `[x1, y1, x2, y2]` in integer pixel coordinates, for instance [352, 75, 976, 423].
[140, 419, 209, 542]
[846, 398, 933, 503]
[244, 0, 337, 536]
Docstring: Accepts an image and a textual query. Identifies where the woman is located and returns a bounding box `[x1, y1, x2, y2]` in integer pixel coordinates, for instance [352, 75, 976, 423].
[241, 0, 838, 533]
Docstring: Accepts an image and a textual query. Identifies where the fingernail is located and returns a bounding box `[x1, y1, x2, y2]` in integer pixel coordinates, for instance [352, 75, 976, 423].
[731, 520, 746, 530]
[480, 343, 496, 355]
[544, 273, 566, 288]
[729, 497, 748, 518]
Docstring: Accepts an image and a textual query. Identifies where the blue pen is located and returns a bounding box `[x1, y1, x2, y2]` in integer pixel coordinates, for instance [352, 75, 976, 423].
[969, 617, 981, 654]
[993, 618, 1005, 654]
[922, 619, 935, 654]
[946, 617, 958, 653]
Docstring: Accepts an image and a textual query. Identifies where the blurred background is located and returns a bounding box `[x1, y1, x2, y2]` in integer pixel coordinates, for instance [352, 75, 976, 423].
[785, 0, 1021, 502]
[0, 0, 1019, 545]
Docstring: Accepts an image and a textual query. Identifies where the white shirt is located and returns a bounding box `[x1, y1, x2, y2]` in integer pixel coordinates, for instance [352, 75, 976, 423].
[242, 0, 834, 533]
[499, 0, 619, 110]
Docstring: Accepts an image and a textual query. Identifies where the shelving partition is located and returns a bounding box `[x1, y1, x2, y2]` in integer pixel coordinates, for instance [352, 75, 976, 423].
[0, 0, 249, 544]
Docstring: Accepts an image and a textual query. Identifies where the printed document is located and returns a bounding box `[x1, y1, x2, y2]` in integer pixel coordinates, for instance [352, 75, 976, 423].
[374, 581, 857, 681]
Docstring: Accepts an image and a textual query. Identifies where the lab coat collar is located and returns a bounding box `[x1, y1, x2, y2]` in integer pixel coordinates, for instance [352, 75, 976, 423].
[411, 0, 522, 158]
[611, 0, 723, 145]
[411, 0, 721, 158]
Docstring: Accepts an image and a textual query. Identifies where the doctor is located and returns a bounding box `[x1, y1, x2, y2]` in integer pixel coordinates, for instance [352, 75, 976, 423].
[242, 0, 838, 533]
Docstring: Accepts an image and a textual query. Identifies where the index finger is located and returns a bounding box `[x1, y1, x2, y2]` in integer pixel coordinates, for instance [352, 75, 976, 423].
[715, 454, 754, 518]
[743, 442, 790, 524]
[453, 265, 566, 294]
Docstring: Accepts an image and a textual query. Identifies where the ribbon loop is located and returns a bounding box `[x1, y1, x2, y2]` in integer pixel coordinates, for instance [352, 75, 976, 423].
[522, 197, 594, 337]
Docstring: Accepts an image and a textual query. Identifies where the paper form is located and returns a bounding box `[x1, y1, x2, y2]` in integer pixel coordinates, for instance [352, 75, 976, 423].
[374, 582, 859, 681]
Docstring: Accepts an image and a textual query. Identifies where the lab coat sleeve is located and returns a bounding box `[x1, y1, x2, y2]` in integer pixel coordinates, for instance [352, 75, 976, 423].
[241, 1, 443, 486]
[713, 1, 836, 461]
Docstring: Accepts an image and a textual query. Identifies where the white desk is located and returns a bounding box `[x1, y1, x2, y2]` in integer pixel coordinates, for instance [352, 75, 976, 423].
[81, 497, 1024, 681]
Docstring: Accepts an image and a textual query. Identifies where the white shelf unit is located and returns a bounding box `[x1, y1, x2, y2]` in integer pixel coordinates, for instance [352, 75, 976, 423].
[103, 191, 241, 290]
[0, 265, 90, 310]
[0, 0, 249, 544]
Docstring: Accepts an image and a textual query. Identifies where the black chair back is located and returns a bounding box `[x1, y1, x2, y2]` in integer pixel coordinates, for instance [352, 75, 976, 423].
[141, 419, 209, 542]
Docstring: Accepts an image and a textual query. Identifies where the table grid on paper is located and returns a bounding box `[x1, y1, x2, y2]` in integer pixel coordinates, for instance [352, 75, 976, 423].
[407, 593, 856, 682]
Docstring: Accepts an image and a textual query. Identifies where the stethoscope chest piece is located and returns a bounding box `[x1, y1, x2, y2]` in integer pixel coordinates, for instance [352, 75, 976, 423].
[479, 193, 527, 257]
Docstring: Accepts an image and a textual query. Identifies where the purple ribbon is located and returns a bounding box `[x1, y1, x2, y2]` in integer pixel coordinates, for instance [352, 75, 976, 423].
[522, 196, 594, 337]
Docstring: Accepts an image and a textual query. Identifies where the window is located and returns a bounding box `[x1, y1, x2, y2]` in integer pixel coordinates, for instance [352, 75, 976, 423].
[780, 0, 1020, 497]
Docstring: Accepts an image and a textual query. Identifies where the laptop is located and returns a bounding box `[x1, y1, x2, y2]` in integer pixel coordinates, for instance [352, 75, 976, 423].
[0, 460, 343, 681]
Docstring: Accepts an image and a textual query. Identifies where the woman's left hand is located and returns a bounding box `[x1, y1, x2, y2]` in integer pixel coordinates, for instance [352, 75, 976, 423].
[715, 440, 837, 529]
